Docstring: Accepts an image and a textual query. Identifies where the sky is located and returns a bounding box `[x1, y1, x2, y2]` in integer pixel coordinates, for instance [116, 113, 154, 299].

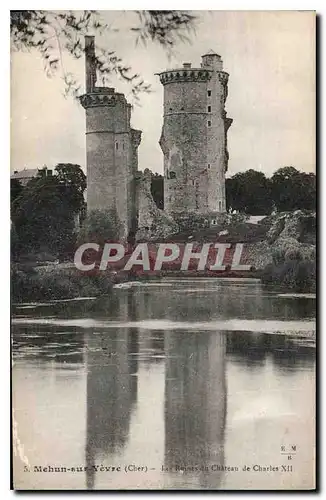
[11, 10, 315, 177]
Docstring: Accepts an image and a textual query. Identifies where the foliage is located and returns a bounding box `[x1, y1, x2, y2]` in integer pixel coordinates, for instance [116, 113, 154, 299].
[77, 209, 123, 246]
[10, 179, 23, 205]
[151, 172, 164, 209]
[171, 211, 211, 232]
[55, 163, 86, 213]
[226, 167, 316, 215]
[226, 169, 273, 215]
[261, 256, 316, 293]
[270, 166, 316, 212]
[11, 264, 113, 302]
[11, 164, 86, 259]
[10, 10, 197, 99]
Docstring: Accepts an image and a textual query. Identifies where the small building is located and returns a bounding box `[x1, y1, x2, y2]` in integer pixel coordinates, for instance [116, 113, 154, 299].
[11, 166, 52, 186]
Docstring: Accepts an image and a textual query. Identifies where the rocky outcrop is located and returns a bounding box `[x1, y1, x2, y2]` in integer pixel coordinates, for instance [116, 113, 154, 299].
[265, 210, 316, 243]
[254, 210, 316, 269]
[135, 196, 315, 269]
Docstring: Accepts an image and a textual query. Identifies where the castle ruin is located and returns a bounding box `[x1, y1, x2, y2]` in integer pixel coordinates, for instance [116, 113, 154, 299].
[80, 38, 232, 239]
[80, 36, 141, 238]
[158, 51, 232, 214]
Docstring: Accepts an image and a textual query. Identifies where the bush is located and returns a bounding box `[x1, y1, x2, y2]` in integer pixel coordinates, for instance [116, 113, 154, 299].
[261, 258, 316, 292]
[11, 265, 114, 303]
[77, 209, 123, 246]
[271, 248, 286, 266]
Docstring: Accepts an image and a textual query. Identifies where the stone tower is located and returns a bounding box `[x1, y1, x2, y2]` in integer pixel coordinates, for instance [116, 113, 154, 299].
[158, 51, 232, 214]
[80, 36, 142, 238]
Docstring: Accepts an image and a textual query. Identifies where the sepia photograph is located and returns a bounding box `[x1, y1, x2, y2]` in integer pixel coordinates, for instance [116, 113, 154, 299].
[10, 9, 316, 491]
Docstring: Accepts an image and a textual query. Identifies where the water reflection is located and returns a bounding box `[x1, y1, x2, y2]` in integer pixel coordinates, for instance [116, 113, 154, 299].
[164, 331, 226, 489]
[85, 292, 138, 489]
[227, 331, 315, 370]
[11, 280, 316, 490]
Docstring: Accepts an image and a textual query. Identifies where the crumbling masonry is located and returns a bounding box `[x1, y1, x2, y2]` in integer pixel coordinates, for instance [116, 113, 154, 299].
[80, 36, 141, 238]
[158, 51, 232, 214]
[80, 38, 232, 239]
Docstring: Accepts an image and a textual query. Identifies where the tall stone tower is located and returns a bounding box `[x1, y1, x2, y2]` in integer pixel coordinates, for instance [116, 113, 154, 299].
[80, 36, 142, 238]
[158, 51, 232, 214]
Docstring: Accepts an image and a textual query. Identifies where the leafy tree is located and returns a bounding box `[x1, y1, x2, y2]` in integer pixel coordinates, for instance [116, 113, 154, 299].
[55, 163, 86, 213]
[10, 10, 197, 98]
[77, 209, 123, 247]
[11, 178, 23, 205]
[12, 175, 76, 257]
[226, 169, 273, 215]
[270, 166, 316, 212]
[11, 164, 86, 259]
[297, 172, 316, 211]
[151, 172, 164, 209]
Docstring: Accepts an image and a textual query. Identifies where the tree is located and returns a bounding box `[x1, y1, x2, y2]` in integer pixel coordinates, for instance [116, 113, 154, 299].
[11, 179, 23, 205]
[270, 166, 316, 212]
[10, 10, 197, 98]
[297, 172, 316, 211]
[226, 169, 273, 215]
[11, 164, 87, 259]
[55, 163, 86, 214]
[151, 172, 164, 209]
[77, 209, 123, 246]
[11, 175, 75, 257]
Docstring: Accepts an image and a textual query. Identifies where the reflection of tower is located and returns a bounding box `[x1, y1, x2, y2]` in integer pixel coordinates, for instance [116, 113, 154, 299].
[158, 52, 232, 213]
[85, 292, 138, 489]
[164, 331, 227, 489]
[80, 36, 142, 238]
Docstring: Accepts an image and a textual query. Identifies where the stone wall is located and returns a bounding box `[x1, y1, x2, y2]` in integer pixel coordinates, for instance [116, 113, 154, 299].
[136, 169, 178, 241]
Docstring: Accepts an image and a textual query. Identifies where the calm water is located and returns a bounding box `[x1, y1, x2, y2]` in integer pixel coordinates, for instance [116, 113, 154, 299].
[12, 279, 316, 490]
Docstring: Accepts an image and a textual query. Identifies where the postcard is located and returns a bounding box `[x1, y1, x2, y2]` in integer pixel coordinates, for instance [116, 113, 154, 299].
[11, 10, 316, 490]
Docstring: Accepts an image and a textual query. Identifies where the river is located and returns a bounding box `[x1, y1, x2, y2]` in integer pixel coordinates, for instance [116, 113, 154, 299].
[12, 278, 316, 490]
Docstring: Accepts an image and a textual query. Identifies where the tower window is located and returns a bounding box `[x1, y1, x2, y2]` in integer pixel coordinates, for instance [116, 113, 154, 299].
[208, 106, 211, 113]
[207, 90, 211, 97]
[115, 142, 119, 150]
[208, 120, 211, 127]
[208, 163, 211, 169]
[169, 171, 177, 179]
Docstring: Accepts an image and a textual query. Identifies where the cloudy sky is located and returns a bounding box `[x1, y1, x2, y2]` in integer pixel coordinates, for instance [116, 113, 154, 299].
[11, 10, 315, 177]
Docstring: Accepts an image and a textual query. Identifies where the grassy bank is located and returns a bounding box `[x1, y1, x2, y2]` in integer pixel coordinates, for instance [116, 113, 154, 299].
[11, 253, 316, 304]
[11, 265, 115, 303]
[260, 257, 316, 293]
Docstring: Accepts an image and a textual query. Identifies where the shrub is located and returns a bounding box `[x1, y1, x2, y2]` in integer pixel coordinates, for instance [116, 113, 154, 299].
[11, 265, 114, 303]
[261, 258, 316, 292]
[77, 209, 123, 246]
[271, 248, 286, 266]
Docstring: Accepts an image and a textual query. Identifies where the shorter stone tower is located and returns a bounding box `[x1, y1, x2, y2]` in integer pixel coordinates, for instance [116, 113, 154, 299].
[80, 36, 142, 238]
[158, 51, 232, 214]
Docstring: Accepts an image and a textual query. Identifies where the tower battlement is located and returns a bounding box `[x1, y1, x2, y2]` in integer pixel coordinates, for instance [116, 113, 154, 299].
[80, 89, 128, 109]
[158, 68, 212, 85]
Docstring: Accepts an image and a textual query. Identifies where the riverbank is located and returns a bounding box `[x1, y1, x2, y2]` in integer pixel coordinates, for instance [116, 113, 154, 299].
[11, 264, 115, 303]
[11, 260, 316, 304]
